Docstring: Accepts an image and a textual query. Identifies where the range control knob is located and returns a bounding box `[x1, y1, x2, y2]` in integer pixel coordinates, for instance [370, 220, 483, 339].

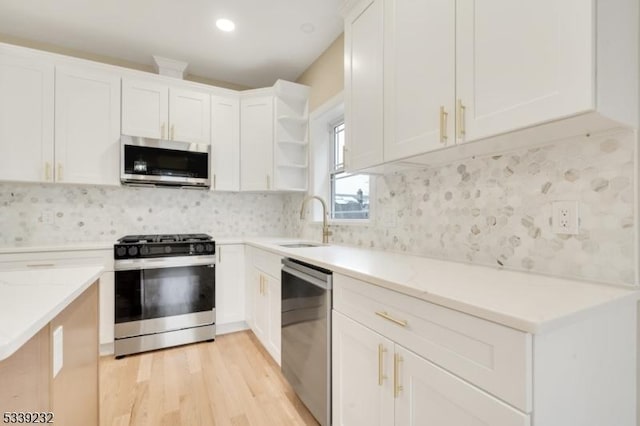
[128, 246, 138, 257]
[164, 246, 172, 254]
[116, 246, 127, 257]
[195, 244, 204, 253]
[140, 245, 150, 256]
[205, 244, 214, 253]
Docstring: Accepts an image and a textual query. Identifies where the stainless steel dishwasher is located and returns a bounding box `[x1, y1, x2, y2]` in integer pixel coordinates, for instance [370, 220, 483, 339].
[281, 258, 332, 426]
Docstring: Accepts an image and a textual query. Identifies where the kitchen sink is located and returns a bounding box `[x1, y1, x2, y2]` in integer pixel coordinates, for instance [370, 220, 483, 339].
[279, 243, 323, 248]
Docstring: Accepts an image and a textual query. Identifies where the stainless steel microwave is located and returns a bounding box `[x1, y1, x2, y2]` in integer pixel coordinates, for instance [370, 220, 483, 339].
[120, 135, 211, 188]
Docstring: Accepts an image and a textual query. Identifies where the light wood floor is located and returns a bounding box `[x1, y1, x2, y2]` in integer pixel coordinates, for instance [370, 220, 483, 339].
[100, 331, 319, 426]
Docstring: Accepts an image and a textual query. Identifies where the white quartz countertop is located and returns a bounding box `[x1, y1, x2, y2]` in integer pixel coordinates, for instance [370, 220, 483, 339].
[246, 239, 640, 334]
[0, 266, 103, 361]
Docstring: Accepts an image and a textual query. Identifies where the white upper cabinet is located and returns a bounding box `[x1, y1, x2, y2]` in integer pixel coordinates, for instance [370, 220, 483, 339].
[211, 95, 240, 191]
[169, 88, 211, 145]
[455, 0, 593, 143]
[344, 0, 384, 171]
[240, 94, 274, 191]
[0, 51, 54, 183]
[55, 66, 121, 185]
[122, 78, 211, 144]
[383, 0, 455, 161]
[121, 78, 169, 140]
[343, 0, 638, 168]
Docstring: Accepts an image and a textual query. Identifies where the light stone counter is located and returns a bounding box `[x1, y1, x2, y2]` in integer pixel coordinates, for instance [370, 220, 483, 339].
[246, 240, 640, 334]
[0, 266, 103, 360]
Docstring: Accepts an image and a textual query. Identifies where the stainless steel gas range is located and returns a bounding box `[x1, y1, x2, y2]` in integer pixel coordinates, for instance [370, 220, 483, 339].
[113, 234, 216, 358]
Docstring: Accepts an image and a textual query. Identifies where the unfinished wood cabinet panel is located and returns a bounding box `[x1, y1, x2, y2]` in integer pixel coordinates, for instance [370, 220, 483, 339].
[0, 327, 50, 413]
[51, 282, 99, 426]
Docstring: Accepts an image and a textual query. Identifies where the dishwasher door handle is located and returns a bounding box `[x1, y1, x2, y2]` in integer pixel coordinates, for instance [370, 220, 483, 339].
[282, 265, 331, 290]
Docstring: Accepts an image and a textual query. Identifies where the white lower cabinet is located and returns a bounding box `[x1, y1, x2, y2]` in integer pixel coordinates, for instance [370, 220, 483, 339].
[333, 311, 394, 426]
[214, 244, 246, 332]
[245, 246, 282, 364]
[333, 311, 528, 426]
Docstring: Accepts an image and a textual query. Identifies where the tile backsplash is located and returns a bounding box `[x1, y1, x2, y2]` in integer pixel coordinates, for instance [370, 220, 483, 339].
[0, 184, 289, 246]
[286, 129, 637, 286]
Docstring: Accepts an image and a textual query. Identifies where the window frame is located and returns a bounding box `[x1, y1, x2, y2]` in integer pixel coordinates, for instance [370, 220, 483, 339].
[328, 119, 371, 222]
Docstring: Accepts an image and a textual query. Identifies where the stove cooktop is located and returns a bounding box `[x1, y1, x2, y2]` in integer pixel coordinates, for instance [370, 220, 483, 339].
[118, 234, 213, 244]
[114, 234, 215, 259]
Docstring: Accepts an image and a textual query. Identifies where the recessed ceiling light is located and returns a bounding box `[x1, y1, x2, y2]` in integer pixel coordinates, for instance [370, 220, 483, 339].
[300, 23, 315, 34]
[216, 18, 235, 32]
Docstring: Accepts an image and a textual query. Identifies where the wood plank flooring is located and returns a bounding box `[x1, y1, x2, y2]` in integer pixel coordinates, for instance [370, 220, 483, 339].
[100, 331, 319, 426]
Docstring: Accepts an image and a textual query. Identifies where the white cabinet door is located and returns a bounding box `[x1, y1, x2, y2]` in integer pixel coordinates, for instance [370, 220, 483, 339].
[333, 311, 394, 426]
[344, 0, 384, 171]
[55, 66, 120, 185]
[121, 78, 169, 139]
[252, 270, 269, 345]
[240, 95, 273, 191]
[456, 0, 593, 143]
[211, 95, 240, 191]
[215, 245, 245, 325]
[98, 271, 115, 346]
[395, 346, 530, 426]
[0, 52, 54, 183]
[169, 88, 211, 144]
[266, 273, 281, 365]
[383, 0, 455, 160]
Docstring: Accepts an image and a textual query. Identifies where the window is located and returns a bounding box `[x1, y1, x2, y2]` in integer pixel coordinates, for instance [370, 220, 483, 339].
[329, 120, 370, 220]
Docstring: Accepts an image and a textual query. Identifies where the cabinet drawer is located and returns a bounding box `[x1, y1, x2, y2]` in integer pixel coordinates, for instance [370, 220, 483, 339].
[251, 247, 282, 278]
[333, 273, 532, 412]
[0, 250, 113, 271]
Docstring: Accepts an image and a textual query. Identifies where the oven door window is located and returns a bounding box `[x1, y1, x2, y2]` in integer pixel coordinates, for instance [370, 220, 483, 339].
[115, 264, 215, 323]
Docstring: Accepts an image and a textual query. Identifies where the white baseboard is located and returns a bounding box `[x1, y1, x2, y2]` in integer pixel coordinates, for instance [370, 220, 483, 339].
[100, 342, 114, 356]
[216, 321, 249, 335]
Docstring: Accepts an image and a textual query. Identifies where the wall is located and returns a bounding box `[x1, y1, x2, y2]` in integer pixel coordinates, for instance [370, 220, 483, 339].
[0, 184, 289, 246]
[296, 34, 344, 112]
[285, 129, 637, 286]
[0, 33, 251, 91]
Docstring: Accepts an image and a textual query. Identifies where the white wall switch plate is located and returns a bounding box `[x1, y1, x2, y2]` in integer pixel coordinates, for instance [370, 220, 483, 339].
[52, 326, 63, 378]
[552, 200, 580, 235]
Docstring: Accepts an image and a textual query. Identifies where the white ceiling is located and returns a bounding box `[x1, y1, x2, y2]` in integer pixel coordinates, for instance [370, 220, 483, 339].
[0, 0, 344, 88]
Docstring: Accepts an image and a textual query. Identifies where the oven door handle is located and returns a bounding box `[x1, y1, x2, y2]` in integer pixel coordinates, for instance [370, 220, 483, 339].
[115, 255, 216, 271]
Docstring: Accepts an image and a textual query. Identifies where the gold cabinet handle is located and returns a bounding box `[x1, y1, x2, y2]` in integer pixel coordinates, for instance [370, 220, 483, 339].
[27, 263, 55, 268]
[213, 174, 217, 190]
[259, 276, 263, 294]
[161, 123, 166, 139]
[457, 99, 466, 140]
[378, 344, 387, 386]
[375, 311, 408, 327]
[57, 163, 63, 181]
[266, 174, 271, 190]
[45, 162, 51, 181]
[439, 106, 448, 144]
[394, 353, 403, 398]
[218, 246, 222, 263]
[171, 124, 175, 140]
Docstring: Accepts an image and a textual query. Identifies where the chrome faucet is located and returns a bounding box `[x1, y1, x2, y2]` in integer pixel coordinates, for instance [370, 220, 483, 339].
[300, 195, 332, 244]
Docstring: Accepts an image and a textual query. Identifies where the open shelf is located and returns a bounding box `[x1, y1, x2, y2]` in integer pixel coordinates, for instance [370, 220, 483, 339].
[278, 115, 308, 126]
[278, 139, 308, 146]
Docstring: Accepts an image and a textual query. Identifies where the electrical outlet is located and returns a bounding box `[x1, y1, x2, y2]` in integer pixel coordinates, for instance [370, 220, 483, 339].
[41, 210, 54, 225]
[552, 201, 580, 235]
